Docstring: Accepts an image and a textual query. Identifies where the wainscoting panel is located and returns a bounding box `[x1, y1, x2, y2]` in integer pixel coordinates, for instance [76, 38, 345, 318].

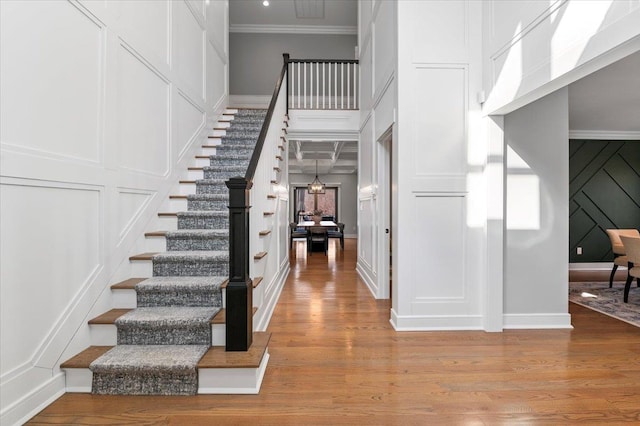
[411, 195, 466, 301]
[176, 91, 205, 160]
[117, 189, 154, 241]
[116, 43, 170, 177]
[569, 139, 640, 262]
[176, 0, 205, 101]
[411, 66, 467, 176]
[119, 0, 170, 67]
[0, 181, 101, 377]
[373, 0, 395, 99]
[0, 0, 103, 163]
[409, 0, 467, 62]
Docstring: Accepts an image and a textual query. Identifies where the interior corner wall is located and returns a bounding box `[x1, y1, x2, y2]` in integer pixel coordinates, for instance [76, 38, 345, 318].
[0, 1, 228, 424]
[229, 33, 357, 96]
[504, 88, 571, 326]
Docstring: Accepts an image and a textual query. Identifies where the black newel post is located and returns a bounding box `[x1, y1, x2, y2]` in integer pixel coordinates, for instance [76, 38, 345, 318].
[225, 176, 253, 351]
[283, 53, 290, 115]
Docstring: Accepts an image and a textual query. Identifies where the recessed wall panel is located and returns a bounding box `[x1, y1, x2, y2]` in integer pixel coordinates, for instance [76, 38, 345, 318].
[177, 92, 205, 158]
[0, 183, 100, 376]
[412, 66, 466, 176]
[410, 0, 467, 62]
[412, 195, 465, 300]
[120, 0, 170, 66]
[207, 42, 226, 105]
[373, 0, 394, 94]
[117, 46, 169, 176]
[177, 1, 205, 99]
[0, 1, 102, 162]
[117, 189, 153, 239]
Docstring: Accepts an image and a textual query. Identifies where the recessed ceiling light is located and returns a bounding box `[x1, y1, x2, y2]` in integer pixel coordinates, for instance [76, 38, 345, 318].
[263, 0, 269, 6]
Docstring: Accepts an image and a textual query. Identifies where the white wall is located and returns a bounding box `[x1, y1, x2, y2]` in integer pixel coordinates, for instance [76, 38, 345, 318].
[503, 88, 572, 328]
[290, 174, 358, 237]
[483, 0, 640, 115]
[229, 33, 357, 96]
[356, 0, 397, 299]
[0, 1, 228, 424]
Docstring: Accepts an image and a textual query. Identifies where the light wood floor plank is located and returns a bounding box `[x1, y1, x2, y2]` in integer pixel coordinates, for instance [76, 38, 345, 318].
[28, 239, 640, 424]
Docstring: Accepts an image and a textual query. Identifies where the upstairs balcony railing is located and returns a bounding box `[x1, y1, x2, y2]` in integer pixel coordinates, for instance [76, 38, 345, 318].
[287, 58, 359, 111]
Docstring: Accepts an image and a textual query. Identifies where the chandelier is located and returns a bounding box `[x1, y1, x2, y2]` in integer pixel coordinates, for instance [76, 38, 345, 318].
[307, 159, 326, 194]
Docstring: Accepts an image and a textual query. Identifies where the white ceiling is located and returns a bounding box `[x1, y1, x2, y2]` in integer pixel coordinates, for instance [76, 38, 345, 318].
[288, 140, 358, 175]
[229, 0, 357, 29]
[569, 50, 640, 132]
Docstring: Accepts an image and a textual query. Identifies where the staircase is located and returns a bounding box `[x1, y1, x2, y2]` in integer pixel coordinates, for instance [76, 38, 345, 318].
[61, 108, 274, 395]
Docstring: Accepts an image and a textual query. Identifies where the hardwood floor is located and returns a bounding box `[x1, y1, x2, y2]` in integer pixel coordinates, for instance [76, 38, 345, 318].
[29, 239, 640, 425]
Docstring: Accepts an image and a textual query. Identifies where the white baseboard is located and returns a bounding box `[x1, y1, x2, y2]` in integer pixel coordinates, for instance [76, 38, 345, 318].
[1, 372, 65, 426]
[356, 260, 377, 298]
[503, 313, 573, 329]
[229, 95, 271, 109]
[390, 309, 484, 330]
[569, 262, 612, 270]
[254, 261, 290, 332]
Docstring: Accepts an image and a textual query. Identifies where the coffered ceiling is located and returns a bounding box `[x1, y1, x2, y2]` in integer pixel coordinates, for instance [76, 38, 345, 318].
[288, 139, 358, 175]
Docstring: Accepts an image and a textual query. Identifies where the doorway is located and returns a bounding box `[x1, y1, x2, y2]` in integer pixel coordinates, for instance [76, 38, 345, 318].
[378, 128, 393, 300]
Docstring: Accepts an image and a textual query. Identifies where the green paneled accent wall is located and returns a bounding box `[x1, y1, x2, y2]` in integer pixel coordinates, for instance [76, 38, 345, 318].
[569, 140, 640, 262]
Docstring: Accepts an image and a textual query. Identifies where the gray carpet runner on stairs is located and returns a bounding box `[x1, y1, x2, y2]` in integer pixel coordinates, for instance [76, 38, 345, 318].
[90, 109, 267, 395]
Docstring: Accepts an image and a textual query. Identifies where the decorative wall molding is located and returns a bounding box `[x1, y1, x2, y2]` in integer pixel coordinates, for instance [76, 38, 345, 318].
[569, 130, 640, 140]
[229, 24, 357, 35]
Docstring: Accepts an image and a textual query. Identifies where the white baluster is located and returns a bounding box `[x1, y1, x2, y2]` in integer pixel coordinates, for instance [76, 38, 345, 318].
[303, 62, 307, 109]
[341, 63, 344, 109]
[322, 62, 325, 109]
[334, 62, 337, 109]
[347, 63, 350, 109]
[297, 62, 300, 108]
[316, 61, 319, 109]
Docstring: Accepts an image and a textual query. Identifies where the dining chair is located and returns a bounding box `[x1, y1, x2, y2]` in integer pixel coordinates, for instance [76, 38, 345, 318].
[307, 226, 328, 255]
[327, 222, 345, 249]
[289, 222, 308, 250]
[619, 235, 640, 303]
[605, 229, 640, 287]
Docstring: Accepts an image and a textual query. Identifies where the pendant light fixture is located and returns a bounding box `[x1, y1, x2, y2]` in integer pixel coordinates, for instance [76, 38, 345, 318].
[307, 159, 326, 194]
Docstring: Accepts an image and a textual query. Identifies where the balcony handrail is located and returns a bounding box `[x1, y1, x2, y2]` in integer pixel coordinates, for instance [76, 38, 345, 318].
[288, 58, 359, 64]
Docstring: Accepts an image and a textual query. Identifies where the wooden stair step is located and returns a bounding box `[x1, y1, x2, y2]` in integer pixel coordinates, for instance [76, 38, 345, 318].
[259, 230, 271, 236]
[263, 212, 274, 216]
[169, 195, 188, 199]
[188, 167, 203, 171]
[180, 180, 197, 184]
[88, 308, 132, 325]
[275, 155, 283, 161]
[211, 307, 258, 325]
[267, 194, 276, 199]
[202, 144, 218, 148]
[145, 231, 167, 237]
[278, 145, 285, 151]
[158, 212, 178, 217]
[273, 167, 281, 172]
[270, 180, 278, 184]
[196, 155, 211, 159]
[61, 346, 113, 369]
[280, 136, 287, 142]
[129, 252, 158, 261]
[254, 251, 267, 260]
[198, 332, 271, 369]
[283, 121, 289, 127]
[282, 128, 287, 134]
[110, 278, 146, 290]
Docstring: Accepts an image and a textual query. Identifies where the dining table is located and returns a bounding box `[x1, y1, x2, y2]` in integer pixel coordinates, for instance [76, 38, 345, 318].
[296, 221, 337, 228]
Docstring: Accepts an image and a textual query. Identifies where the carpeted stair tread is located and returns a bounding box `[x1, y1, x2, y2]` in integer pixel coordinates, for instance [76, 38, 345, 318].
[165, 229, 227, 238]
[152, 250, 228, 261]
[115, 307, 220, 345]
[187, 193, 228, 201]
[116, 307, 220, 327]
[135, 276, 224, 307]
[90, 345, 208, 395]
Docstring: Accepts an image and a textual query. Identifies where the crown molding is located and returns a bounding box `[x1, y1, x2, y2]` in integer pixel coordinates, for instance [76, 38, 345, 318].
[230, 24, 357, 35]
[569, 130, 640, 140]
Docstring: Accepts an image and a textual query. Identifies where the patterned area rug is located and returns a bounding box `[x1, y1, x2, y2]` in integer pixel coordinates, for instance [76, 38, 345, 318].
[569, 281, 640, 327]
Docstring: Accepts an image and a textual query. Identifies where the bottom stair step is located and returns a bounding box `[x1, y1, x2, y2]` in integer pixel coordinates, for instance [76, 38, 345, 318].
[61, 332, 271, 394]
[91, 345, 209, 395]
